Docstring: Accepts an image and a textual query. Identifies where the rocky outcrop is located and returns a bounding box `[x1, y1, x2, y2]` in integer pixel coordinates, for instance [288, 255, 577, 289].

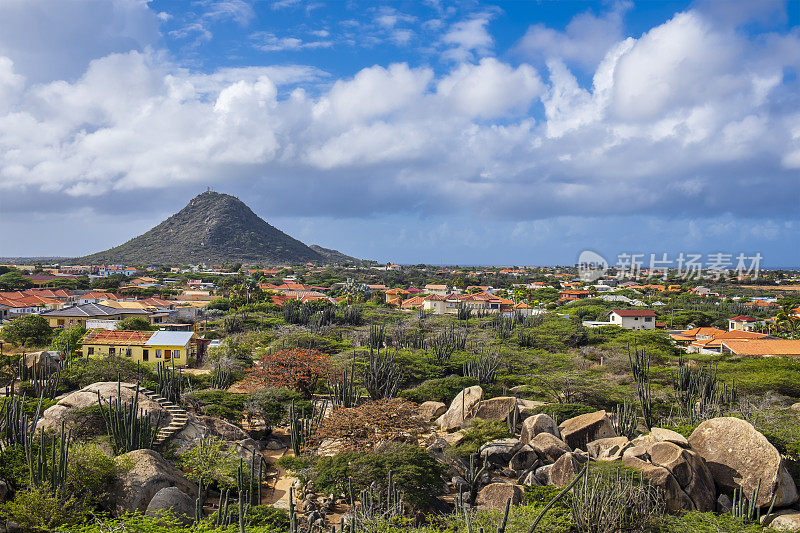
[474, 397, 518, 422]
[436, 386, 483, 431]
[475, 483, 524, 510]
[509, 445, 539, 472]
[764, 510, 800, 531]
[418, 401, 447, 421]
[528, 432, 571, 464]
[520, 414, 560, 443]
[480, 439, 523, 466]
[558, 411, 615, 451]
[622, 455, 693, 512]
[145, 487, 195, 525]
[110, 449, 197, 516]
[649, 441, 715, 512]
[549, 453, 582, 487]
[632, 428, 689, 448]
[689, 417, 798, 508]
[587, 437, 631, 461]
[38, 382, 172, 434]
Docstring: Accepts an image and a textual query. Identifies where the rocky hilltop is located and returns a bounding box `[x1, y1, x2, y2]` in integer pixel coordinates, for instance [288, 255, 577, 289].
[73, 191, 359, 265]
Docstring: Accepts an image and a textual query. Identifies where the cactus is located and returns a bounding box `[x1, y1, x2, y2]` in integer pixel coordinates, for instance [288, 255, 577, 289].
[25, 419, 70, 493]
[209, 363, 232, 390]
[156, 360, 187, 404]
[364, 347, 401, 400]
[611, 400, 638, 439]
[463, 453, 487, 505]
[0, 387, 42, 446]
[368, 324, 386, 350]
[349, 471, 404, 529]
[463, 351, 500, 385]
[329, 352, 361, 409]
[429, 325, 468, 363]
[289, 400, 322, 457]
[629, 346, 654, 430]
[97, 381, 163, 453]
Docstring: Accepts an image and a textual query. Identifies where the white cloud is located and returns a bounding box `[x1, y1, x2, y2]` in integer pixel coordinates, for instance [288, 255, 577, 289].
[251, 32, 333, 52]
[516, 2, 631, 68]
[0, 3, 798, 241]
[441, 15, 494, 62]
[436, 58, 543, 119]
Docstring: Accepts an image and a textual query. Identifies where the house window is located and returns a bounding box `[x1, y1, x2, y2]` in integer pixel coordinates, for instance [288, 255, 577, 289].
[142, 349, 149, 362]
[109, 346, 115, 356]
[87, 347, 94, 355]
[173, 350, 181, 359]
[156, 349, 162, 358]
[125, 348, 132, 357]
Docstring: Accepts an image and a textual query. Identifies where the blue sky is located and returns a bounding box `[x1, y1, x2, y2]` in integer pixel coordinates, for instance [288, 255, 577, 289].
[0, 0, 798, 266]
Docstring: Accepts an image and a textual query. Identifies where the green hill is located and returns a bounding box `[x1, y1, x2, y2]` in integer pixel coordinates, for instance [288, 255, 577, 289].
[73, 191, 356, 265]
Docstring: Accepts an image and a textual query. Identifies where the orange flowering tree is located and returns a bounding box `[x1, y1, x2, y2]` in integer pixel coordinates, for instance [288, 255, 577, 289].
[242, 348, 330, 397]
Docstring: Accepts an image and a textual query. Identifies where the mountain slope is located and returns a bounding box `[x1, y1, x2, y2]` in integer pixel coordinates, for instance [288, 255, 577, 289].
[73, 192, 342, 265]
[309, 245, 359, 264]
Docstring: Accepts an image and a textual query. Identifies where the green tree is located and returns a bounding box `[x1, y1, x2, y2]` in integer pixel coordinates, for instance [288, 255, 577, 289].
[176, 436, 239, 489]
[2, 315, 52, 348]
[51, 326, 86, 358]
[0, 270, 33, 290]
[115, 317, 153, 331]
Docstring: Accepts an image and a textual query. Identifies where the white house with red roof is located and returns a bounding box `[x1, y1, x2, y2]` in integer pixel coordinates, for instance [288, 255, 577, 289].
[728, 315, 761, 332]
[609, 309, 657, 330]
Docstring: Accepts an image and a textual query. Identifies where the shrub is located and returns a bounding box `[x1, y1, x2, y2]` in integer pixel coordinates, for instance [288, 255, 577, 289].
[0, 484, 92, 529]
[245, 387, 305, 431]
[275, 455, 314, 472]
[449, 418, 511, 458]
[0, 444, 27, 490]
[313, 443, 446, 509]
[176, 436, 239, 489]
[115, 317, 154, 331]
[66, 443, 122, 508]
[185, 390, 249, 423]
[240, 348, 331, 397]
[61, 356, 156, 391]
[398, 376, 479, 404]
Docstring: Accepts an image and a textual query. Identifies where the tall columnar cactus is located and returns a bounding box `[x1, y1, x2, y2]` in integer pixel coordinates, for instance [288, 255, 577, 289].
[289, 400, 321, 457]
[0, 387, 42, 446]
[157, 360, 186, 404]
[25, 420, 71, 494]
[329, 352, 361, 409]
[364, 347, 401, 400]
[349, 471, 405, 529]
[209, 363, 232, 390]
[97, 381, 163, 453]
[611, 400, 638, 439]
[463, 351, 500, 385]
[628, 346, 654, 430]
[368, 324, 386, 349]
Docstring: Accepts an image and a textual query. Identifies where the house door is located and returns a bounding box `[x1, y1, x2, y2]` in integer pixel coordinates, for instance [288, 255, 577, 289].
[164, 349, 171, 361]
[142, 349, 149, 362]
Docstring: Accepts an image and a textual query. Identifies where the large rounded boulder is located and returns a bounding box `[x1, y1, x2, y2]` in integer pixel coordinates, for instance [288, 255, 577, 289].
[146, 487, 195, 525]
[688, 417, 798, 508]
[110, 449, 198, 516]
[558, 411, 615, 451]
[436, 386, 483, 431]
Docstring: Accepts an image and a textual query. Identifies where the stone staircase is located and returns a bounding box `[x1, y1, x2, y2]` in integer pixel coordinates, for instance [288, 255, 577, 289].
[139, 387, 189, 446]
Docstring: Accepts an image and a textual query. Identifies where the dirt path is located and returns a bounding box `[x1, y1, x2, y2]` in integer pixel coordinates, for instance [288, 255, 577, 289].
[260, 429, 298, 510]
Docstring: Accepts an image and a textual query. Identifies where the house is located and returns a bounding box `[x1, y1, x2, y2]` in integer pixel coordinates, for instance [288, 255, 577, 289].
[39, 303, 150, 329]
[77, 292, 118, 304]
[609, 309, 657, 330]
[424, 284, 450, 296]
[728, 315, 761, 332]
[422, 294, 447, 313]
[400, 296, 425, 310]
[558, 290, 595, 302]
[81, 330, 196, 366]
[129, 276, 159, 287]
[0, 293, 64, 318]
[720, 339, 800, 357]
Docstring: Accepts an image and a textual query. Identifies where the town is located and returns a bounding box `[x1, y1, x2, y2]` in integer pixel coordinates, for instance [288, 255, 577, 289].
[1, 257, 800, 532]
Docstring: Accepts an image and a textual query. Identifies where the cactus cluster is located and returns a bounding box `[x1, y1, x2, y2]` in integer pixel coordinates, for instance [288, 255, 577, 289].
[97, 381, 163, 453]
[462, 351, 500, 385]
[25, 420, 71, 493]
[289, 400, 322, 457]
[628, 346, 654, 430]
[156, 360, 188, 404]
[329, 352, 361, 409]
[364, 347, 401, 400]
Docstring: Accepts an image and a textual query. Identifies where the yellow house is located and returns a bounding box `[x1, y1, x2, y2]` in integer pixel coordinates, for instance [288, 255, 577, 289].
[81, 329, 195, 367]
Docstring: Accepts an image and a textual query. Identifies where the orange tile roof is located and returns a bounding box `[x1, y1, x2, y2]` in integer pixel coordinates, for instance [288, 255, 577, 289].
[721, 339, 800, 356]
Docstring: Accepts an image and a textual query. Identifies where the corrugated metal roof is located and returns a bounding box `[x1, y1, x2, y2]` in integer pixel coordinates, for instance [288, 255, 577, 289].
[145, 331, 194, 346]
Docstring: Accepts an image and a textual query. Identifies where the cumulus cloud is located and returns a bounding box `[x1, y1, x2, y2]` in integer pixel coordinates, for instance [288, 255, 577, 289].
[515, 1, 631, 68]
[0, 3, 799, 262]
[441, 14, 494, 61]
[250, 32, 333, 52]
